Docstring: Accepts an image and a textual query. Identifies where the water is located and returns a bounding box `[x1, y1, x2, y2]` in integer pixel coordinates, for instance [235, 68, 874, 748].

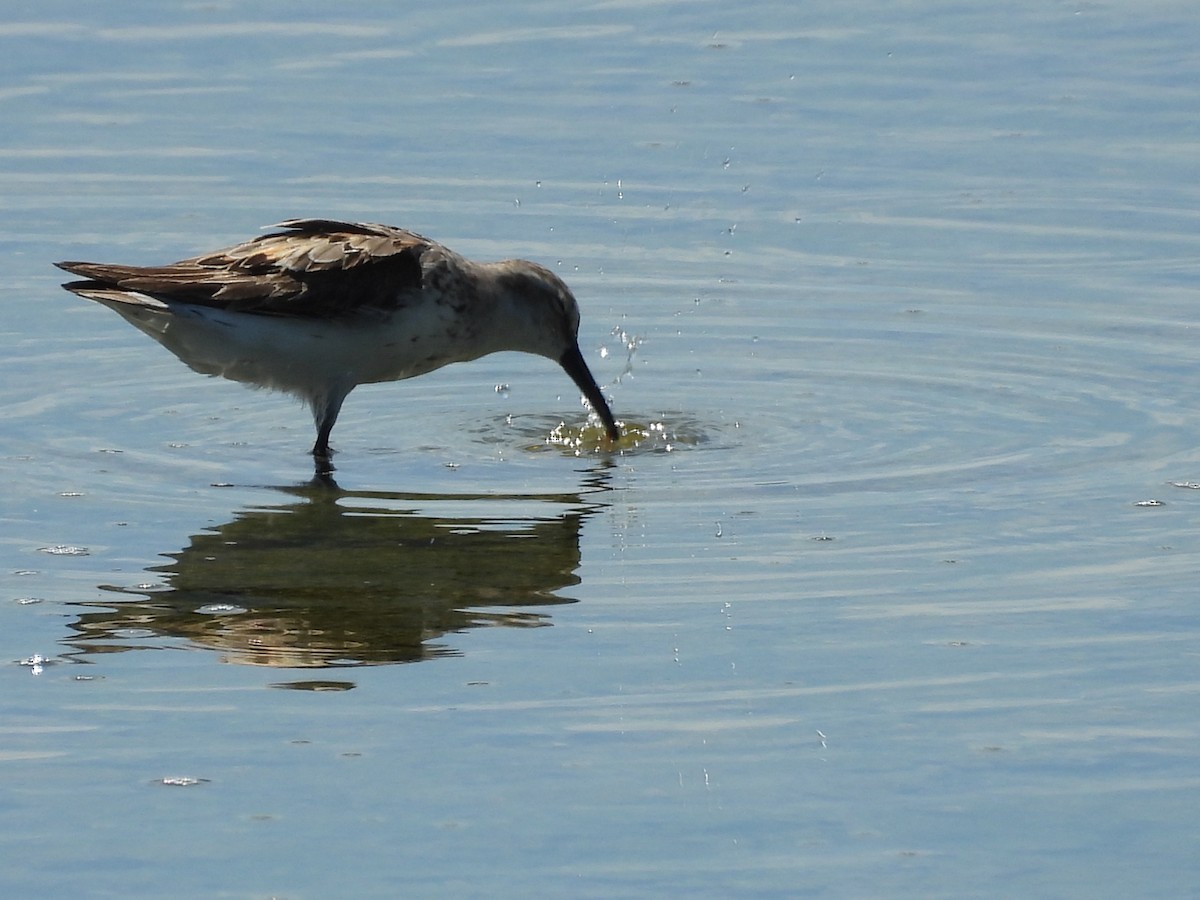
[4, 2, 1200, 896]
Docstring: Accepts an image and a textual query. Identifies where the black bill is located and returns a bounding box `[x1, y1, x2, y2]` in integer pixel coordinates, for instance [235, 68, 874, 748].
[558, 342, 620, 442]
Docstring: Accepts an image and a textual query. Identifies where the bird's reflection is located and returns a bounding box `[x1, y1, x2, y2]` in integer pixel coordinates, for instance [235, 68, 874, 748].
[67, 472, 610, 668]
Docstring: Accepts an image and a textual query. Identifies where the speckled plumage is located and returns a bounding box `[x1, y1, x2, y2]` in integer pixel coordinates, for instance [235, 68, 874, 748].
[57, 219, 619, 468]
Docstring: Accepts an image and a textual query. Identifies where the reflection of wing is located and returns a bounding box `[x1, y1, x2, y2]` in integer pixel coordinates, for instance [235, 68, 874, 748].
[56, 219, 431, 318]
[67, 485, 604, 668]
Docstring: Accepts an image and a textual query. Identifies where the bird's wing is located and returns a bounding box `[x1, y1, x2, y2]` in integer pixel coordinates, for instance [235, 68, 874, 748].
[57, 219, 431, 317]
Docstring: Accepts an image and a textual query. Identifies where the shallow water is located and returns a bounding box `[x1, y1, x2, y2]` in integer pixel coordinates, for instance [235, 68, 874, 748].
[4, 2, 1200, 896]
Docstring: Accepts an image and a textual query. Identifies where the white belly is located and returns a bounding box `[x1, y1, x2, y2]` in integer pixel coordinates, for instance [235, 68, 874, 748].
[101, 297, 482, 402]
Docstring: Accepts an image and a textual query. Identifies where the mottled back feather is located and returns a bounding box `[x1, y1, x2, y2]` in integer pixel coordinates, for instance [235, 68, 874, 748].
[57, 219, 432, 318]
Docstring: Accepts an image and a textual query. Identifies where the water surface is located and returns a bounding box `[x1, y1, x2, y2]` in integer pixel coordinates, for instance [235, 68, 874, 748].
[3, 2, 1200, 896]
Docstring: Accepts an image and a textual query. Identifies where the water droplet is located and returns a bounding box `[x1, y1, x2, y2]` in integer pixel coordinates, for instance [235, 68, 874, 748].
[18, 654, 50, 675]
[197, 603, 245, 615]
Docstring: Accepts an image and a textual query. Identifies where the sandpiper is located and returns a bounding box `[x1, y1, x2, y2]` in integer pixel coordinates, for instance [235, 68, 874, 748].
[57, 218, 620, 467]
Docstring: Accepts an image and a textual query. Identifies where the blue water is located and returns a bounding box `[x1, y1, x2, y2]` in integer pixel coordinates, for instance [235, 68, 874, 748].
[3, 2, 1200, 896]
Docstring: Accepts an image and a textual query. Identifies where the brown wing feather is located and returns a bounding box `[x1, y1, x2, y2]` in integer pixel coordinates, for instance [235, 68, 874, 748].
[57, 219, 431, 317]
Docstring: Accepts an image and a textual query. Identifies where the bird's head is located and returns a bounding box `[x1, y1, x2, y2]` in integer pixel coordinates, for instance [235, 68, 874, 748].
[492, 261, 620, 442]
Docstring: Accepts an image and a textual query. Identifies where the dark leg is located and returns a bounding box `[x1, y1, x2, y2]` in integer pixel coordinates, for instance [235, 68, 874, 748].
[312, 416, 335, 459]
[312, 425, 336, 473]
[311, 390, 349, 471]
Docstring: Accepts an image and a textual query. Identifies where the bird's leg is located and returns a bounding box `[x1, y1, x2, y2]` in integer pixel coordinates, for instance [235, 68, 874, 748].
[312, 419, 335, 459]
[310, 389, 348, 472]
[312, 436, 336, 474]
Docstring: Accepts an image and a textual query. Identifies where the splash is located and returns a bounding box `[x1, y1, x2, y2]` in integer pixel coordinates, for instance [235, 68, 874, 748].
[538, 415, 703, 456]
